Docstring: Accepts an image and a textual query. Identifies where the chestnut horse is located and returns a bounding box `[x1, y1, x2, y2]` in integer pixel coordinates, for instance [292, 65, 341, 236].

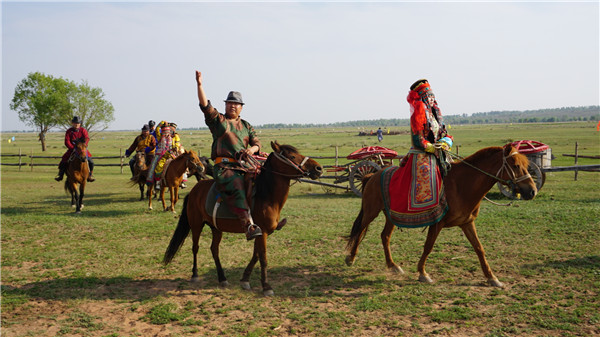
[64, 137, 90, 213]
[345, 145, 537, 287]
[148, 150, 205, 212]
[130, 152, 152, 201]
[163, 141, 323, 296]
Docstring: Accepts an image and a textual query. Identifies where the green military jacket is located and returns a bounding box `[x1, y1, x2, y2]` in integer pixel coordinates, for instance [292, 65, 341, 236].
[200, 100, 261, 161]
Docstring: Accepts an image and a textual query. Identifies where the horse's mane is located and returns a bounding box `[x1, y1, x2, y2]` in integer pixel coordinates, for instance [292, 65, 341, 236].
[254, 144, 298, 202]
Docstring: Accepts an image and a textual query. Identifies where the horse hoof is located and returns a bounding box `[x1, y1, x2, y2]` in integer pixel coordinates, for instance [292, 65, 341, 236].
[418, 274, 434, 284]
[240, 281, 251, 290]
[71, 205, 76, 208]
[190, 276, 200, 283]
[219, 280, 229, 287]
[149, 206, 153, 210]
[80, 204, 84, 209]
[389, 265, 404, 274]
[488, 278, 505, 288]
[344, 255, 355, 267]
[263, 289, 274, 297]
[75, 211, 82, 215]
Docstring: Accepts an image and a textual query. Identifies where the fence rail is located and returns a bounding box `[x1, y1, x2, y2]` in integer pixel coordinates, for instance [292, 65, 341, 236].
[1, 149, 126, 173]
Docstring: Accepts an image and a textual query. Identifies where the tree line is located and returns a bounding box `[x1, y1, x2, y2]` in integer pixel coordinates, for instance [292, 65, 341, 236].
[9, 72, 114, 151]
[257, 106, 599, 129]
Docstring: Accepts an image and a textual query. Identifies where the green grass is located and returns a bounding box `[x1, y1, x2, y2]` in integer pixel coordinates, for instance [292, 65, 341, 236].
[1, 122, 599, 336]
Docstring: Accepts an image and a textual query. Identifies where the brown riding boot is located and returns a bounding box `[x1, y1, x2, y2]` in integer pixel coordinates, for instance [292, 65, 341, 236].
[87, 172, 95, 182]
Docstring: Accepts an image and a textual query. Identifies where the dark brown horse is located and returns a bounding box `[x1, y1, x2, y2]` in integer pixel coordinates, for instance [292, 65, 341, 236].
[64, 137, 90, 213]
[345, 145, 537, 287]
[163, 141, 323, 296]
[130, 152, 152, 201]
[148, 150, 205, 213]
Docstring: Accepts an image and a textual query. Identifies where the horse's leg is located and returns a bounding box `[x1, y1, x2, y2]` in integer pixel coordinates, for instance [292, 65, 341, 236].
[345, 203, 382, 267]
[77, 181, 85, 212]
[170, 186, 178, 214]
[381, 217, 403, 274]
[461, 222, 504, 287]
[417, 223, 444, 284]
[139, 182, 144, 201]
[148, 183, 154, 210]
[209, 227, 228, 286]
[256, 234, 273, 296]
[160, 186, 167, 211]
[241, 248, 259, 291]
[190, 223, 205, 283]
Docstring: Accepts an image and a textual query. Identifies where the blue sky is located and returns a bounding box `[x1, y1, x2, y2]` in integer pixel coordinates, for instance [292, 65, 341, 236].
[2, 1, 599, 131]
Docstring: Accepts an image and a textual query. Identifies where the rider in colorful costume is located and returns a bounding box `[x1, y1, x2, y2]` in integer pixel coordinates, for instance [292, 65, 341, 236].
[195, 70, 263, 240]
[125, 124, 156, 177]
[146, 121, 174, 188]
[55, 116, 95, 182]
[168, 122, 189, 188]
[385, 79, 453, 227]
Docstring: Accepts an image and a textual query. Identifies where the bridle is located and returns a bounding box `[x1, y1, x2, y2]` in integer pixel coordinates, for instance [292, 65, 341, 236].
[69, 144, 87, 162]
[186, 156, 205, 173]
[270, 151, 311, 178]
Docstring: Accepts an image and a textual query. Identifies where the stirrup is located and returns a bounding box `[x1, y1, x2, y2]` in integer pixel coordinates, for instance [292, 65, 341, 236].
[245, 224, 262, 241]
[87, 175, 95, 182]
[55, 175, 63, 182]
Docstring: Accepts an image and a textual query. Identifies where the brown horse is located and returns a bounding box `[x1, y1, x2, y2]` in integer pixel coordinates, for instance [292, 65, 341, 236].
[130, 152, 152, 201]
[163, 141, 323, 296]
[345, 145, 537, 287]
[148, 150, 205, 212]
[64, 137, 90, 213]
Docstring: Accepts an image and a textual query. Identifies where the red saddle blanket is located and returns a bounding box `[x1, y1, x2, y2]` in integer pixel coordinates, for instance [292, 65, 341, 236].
[380, 152, 448, 228]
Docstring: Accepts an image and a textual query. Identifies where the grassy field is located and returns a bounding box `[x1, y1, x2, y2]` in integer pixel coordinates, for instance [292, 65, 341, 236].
[1, 122, 599, 336]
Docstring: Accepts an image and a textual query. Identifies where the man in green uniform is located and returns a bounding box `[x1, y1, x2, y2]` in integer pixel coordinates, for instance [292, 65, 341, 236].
[195, 70, 262, 240]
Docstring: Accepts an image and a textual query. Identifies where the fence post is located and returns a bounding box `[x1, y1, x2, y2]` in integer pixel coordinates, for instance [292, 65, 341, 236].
[334, 146, 339, 179]
[30, 149, 34, 172]
[18, 148, 22, 171]
[120, 148, 123, 174]
[574, 142, 579, 181]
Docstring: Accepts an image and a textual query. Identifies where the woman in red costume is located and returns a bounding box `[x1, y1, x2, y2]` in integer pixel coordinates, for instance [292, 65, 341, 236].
[384, 79, 453, 227]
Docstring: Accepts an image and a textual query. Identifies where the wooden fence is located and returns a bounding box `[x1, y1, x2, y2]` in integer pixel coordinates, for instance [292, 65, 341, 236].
[0, 149, 126, 173]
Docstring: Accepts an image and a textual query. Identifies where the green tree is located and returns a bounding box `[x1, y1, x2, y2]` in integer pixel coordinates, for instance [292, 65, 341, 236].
[10, 72, 74, 151]
[64, 80, 115, 134]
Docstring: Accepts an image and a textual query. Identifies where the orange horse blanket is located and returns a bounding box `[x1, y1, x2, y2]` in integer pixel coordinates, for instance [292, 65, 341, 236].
[381, 151, 448, 228]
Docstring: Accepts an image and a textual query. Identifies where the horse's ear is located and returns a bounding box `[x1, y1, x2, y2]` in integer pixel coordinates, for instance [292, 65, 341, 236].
[271, 141, 281, 153]
[503, 143, 513, 155]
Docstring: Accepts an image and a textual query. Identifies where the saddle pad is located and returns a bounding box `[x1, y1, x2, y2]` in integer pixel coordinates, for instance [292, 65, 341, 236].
[380, 153, 448, 228]
[204, 183, 239, 219]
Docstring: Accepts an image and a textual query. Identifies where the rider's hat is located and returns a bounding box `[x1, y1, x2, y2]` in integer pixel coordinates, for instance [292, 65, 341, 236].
[148, 120, 156, 127]
[142, 124, 150, 131]
[71, 116, 82, 124]
[224, 91, 244, 105]
[410, 79, 433, 98]
[169, 122, 177, 129]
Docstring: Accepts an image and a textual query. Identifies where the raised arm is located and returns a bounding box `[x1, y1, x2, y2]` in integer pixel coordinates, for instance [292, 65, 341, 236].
[196, 70, 208, 107]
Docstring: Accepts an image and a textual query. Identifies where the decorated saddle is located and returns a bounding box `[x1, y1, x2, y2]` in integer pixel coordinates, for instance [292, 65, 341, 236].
[381, 150, 448, 228]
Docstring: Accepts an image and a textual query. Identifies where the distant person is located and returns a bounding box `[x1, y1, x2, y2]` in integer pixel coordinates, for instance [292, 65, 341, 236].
[55, 116, 95, 182]
[125, 124, 156, 177]
[148, 120, 157, 141]
[195, 70, 262, 240]
[377, 127, 383, 142]
[169, 122, 188, 188]
[146, 121, 174, 189]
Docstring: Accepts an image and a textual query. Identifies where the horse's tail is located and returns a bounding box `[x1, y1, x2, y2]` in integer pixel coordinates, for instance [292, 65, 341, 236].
[163, 194, 191, 265]
[344, 173, 374, 252]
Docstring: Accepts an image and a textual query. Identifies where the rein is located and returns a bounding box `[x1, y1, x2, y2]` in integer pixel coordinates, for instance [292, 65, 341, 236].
[447, 149, 531, 205]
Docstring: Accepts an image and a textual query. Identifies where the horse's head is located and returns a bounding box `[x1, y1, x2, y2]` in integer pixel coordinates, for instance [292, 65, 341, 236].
[135, 151, 146, 167]
[498, 144, 537, 200]
[269, 141, 323, 180]
[183, 150, 205, 175]
[74, 137, 88, 162]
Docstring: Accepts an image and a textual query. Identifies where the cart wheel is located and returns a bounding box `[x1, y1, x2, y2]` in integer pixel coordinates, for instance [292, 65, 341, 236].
[349, 161, 381, 197]
[497, 162, 544, 199]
